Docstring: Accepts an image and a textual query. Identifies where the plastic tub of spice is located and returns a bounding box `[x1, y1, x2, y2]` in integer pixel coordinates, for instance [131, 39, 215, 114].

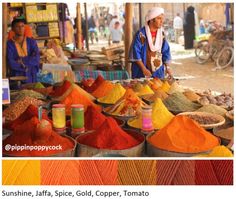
[76, 130, 144, 157]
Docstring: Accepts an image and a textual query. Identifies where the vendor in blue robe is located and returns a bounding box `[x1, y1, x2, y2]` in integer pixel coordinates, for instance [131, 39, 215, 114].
[7, 18, 40, 83]
[130, 7, 172, 79]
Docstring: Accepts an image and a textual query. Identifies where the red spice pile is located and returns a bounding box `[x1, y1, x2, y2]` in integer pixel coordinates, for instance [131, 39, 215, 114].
[4, 105, 51, 131]
[86, 75, 105, 93]
[81, 78, 95, 91]
[3, 117, 74, 156]
[84, 105, 106, 131]
[77, 117, 140, 150]
[49, 80, 72, 97]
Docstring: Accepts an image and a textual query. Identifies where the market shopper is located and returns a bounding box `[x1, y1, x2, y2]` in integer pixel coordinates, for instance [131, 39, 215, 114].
[109, 21, 123, 45]
[7, 18, 40, 83]
[130, 7, 172, 79]
[183, 6, 195, 49]
[173, 13, 183, 43]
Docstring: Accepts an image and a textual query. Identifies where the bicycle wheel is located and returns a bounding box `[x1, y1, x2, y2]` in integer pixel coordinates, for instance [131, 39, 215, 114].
[216, 47, 234, 69]
[195, 40, 211, 64]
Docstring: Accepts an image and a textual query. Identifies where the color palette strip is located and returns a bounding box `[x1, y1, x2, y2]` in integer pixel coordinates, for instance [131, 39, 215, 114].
[2, 160, 233, 185]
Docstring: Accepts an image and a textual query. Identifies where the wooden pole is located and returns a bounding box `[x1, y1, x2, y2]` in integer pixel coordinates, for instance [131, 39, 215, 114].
[84, 3, 89, 50]
[139, 3, 142, 29]
[125, 3, 133, 77]
[2, 3, 8, 78]
[61, 4, 66, 43]
[76, 3, 82, 49]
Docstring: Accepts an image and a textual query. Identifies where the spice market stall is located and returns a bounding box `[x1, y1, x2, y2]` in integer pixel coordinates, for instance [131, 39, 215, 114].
[2, 2, 234, 158]
[2, 76, 234, 157]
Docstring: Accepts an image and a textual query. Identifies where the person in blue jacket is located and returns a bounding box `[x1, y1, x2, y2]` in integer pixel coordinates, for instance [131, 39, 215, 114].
[130, 7, 172, 79]
[7, 18, 40, 83]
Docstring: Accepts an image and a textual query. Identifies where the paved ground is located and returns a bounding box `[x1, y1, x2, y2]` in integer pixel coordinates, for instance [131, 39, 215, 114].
[89, 39, 234, 95]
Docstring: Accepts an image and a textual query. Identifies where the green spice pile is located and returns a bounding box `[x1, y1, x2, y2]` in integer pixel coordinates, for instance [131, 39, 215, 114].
[11, 89, 46, 101]
[164, 92, 201, 113]
[196, 104, 227, 117]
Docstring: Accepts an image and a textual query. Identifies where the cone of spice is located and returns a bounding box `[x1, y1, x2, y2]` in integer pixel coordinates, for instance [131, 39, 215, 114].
[128, 98, 174, 129]
[77, 117, 141, 150]
[81, 78, 95, 92]
[144, 89, 168, 102]
[183, 90, 201, 102]
[3, 117, 75, 156]
[4, 105, 51, 131]
[214, 127, 233, 141]
[167, 81, 184, 94]
[86, 75, 105, 93]
[164, 92, 201, 113]
[84, 105, 106, 131]
[60, 84, 101, 115]
[3, 97, 44, 121]
[150, 78, 163, 91]
[136, 84, 154, 96]
[147, 115, 220, 153]
[196, 145, 233, 157]
[97, 83, 126, 104]
[11, 89, 46, 101]
[50, 80, 72, 98]
[91, 80, 114, 98]
[196, 104, 227, 117]
[105, 88, 145, 117]
[34, 82, 45, 89]
[160, 81, 171, 93]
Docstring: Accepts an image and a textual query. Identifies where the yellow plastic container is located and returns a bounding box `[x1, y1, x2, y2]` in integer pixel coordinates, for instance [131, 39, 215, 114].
[52, 104, 66, 129]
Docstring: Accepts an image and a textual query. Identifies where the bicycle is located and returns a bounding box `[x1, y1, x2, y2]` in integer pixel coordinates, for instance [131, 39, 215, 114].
[195, 30, 233, 67]
[214, 39, 234, 69]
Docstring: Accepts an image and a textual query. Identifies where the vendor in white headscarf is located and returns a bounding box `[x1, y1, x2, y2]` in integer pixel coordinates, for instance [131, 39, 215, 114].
[130, 7, 172, 79]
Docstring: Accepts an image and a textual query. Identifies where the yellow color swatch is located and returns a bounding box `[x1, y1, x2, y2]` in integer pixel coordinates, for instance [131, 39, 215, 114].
[2, 160, 41, 185]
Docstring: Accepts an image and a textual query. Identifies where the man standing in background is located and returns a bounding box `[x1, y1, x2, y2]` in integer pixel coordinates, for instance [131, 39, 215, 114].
[173, 13, 183, 44]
